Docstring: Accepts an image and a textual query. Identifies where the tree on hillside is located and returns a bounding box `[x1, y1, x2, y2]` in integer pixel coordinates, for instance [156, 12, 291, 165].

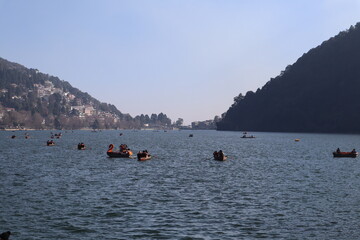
[92, 119, 100, 129]
[54, 118, 62, 130]
[217, 22, 360, 133]
[175, 118, 184, 126]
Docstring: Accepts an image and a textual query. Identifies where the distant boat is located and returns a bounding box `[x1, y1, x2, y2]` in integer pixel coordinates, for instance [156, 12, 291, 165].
[137, 150, 152, 161]
[77, 143, 86, 150]
[189, 134, 193, 137]
[214, 155, 227, 161]
[333, 150, 358, 158]
[241, 135, 255, 138]
[213, 150, 227, 161]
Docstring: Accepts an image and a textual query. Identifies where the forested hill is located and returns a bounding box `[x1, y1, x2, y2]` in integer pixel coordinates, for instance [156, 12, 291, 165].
[217, 22, 360, 133]
[0, 58, 172, 129]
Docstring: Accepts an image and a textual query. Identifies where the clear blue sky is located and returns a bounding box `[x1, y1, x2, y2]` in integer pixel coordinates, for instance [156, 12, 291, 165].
[0, 0, 359, 124]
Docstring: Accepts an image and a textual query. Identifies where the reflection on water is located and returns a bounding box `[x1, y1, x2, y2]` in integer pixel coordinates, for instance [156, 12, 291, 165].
[1, 130, 360, 239]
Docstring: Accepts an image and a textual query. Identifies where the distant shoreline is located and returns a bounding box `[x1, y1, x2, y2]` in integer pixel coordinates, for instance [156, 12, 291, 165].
[0, 128, 189, 131]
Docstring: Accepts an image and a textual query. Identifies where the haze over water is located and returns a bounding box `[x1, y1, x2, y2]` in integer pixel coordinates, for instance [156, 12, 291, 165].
[1, 130, 360, 239]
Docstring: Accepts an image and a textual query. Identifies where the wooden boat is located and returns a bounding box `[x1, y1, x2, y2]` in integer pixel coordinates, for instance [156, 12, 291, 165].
[77, 143, 86, 150]
[138, 156, 152, 161]
[137, 151, 152, 161]
[107, 144, 133, 158]
[214, 155, 227, 161]
[54, 133, 62, 138]
[213, 151, 227, 161]
[241, 135, 255, 138]
[333, 151, 358, 158]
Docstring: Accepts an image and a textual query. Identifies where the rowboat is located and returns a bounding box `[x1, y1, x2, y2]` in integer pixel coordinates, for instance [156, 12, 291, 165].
[213, 150, 227, 161]
[138, 155, 152, 161]
[333, 151, 358, 158]
[77, 143, 86, 150]
[137, 150, 151, 161]
[214, 155, 227, 161]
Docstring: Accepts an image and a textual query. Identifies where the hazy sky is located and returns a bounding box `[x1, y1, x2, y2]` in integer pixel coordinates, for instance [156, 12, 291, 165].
[0, 0, 359, 124]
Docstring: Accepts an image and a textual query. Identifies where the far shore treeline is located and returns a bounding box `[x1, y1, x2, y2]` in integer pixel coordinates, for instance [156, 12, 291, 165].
[218, 22, 360, 133]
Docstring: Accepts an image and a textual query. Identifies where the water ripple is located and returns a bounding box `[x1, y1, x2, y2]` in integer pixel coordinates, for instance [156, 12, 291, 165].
[2, 130, 360, 239]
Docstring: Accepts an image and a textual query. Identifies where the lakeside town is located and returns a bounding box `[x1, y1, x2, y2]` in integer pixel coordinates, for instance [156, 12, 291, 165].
[0, 79, 219, 131]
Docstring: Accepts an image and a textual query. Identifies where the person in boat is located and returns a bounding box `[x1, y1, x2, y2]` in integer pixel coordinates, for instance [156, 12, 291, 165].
[213, 151, 218, 158]
[137, 150, 149, 158]
[141, 150, 148, 156]
[336, 148, 341, 153]
[0, 231, 11, 240]
[352, 149, 356, 154]
[78, 142, 85, 150]
[218, 150, 224, 159]
[120, 144, 127, 152]
[119, 144, 132, 155]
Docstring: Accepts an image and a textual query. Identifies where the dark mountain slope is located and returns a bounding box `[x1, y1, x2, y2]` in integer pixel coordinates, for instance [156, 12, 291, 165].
[217, 23, 360, 133]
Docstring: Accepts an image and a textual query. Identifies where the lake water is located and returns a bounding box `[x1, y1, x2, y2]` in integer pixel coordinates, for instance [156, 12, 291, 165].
[1, 130, 360, 239]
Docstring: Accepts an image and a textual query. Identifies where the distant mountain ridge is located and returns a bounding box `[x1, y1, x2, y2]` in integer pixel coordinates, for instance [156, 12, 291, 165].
[217, 22, 360, 133]
[0, 57, 171, 129]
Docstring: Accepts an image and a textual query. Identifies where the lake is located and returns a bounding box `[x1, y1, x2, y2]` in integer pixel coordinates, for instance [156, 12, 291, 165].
[1, 130, 360, 239]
